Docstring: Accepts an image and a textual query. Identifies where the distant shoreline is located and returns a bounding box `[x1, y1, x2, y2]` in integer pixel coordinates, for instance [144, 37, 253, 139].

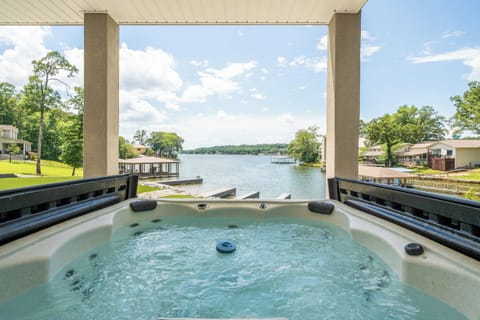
[182, 143, 288, 156]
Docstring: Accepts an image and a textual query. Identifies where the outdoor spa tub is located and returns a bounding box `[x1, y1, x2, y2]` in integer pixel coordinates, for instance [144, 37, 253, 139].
[0, 175, 479, 320]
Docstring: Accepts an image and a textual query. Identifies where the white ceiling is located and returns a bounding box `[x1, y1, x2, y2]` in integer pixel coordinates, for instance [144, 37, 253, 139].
[0, 0, 367, 25]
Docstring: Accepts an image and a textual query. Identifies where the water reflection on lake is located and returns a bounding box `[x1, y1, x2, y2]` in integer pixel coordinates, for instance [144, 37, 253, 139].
[171, 154, 326, 199]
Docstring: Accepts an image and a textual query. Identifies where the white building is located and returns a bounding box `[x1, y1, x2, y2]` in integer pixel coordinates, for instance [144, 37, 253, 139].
[0, 125, 32, 159]
[428, 140, 480, 169]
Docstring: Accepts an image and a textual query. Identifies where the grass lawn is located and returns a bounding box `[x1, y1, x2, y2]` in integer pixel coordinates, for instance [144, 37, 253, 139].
[159, 194, 199, 198]
[0, 160, 83, 177]
[0, 161, 200, 196]
[0, 177, 81, 190]
[411, 166, 444, 175]
[137, 185, 161, 194]
[451, 168, 480, 180]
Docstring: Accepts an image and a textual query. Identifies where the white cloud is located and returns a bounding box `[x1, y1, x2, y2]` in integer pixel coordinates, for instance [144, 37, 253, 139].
[278, 55, 327, 73]
[289, 56, 306, 66]
[260, 68, 269, 74]
[62, 43, 185, 133]
[361, 30, 375, 42]
[306, 57, 327, 73]
[206, 61, 257, 79]
[441, 30, 465, 39]
[360, 30, 381, 61]
[181, 61, 257, 103]
[120, 43, 182, 93]
[119, 90, 169, 138]
[250, 88, 266, 100]
[190, 59, 208, 67]
[316, 35, 328, 51]
[408, 47, 480, 80]
[0, 26, 51, 87]
[277, 56, 287, 67]
[361, 45, 381, 59]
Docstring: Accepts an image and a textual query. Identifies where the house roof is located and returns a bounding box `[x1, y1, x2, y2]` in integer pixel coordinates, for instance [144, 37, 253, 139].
[432, 139, 480, 149]
[0, 125, 17, 131]
[363, 150, 383, 157]
[0, 137, 31, 145]
[0, 0, 367, 25]
[118, 156, 178, 164]
[409, 141, 437, 149]
[401, 149, 428, 156]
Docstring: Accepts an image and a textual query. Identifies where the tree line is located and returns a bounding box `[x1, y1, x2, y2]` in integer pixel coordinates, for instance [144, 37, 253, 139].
[0, 51, 82, 175]
[0, 51, 185, 174]
[183, 144, 288, 155]
[361, 81, 480, 166]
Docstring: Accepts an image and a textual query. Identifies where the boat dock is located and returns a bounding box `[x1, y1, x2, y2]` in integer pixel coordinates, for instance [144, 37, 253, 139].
[202, 187, 236, 198]
[159, 177, 203, 186]
[236, 191, 260, 199]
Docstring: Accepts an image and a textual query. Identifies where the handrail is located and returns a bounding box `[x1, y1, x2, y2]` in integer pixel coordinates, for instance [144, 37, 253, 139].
[0, 174, 138, 245]
[328, 178, 480, 260]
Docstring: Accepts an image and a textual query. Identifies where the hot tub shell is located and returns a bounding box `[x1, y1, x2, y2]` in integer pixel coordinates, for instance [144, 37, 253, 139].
[0, 198, 479, 319]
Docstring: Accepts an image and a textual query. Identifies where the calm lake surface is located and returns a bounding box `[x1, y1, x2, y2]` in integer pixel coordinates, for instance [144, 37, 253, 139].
[174, 154, 326, 199]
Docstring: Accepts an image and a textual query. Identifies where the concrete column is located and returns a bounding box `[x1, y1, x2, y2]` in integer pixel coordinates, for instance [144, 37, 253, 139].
[84, 13, 119, 177]
[326, 12, 361, 182]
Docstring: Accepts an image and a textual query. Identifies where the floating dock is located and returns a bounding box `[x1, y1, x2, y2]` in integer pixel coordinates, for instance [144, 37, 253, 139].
[271, 156, 295, 164]
[236, 191, 260, 199]
[158, 177, 203, 186]
[202, 187, 236, 198]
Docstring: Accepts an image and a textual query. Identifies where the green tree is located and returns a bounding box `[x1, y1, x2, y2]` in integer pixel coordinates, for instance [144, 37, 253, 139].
[147, 131, 184, 158]
[451, 81, 480, 135]
[0, 82, 19, 125]
[7, 144, 20, 163]
[394, 105, 446, 142]
[359, 119, 369, 138]
[23, 51, 78, 175]
[287, 126, 320, 163]
[60, 87, 84, 176]
[365, 114, 401, 167]
[133, 129, 148, 145]
[119, 136, 137, 159]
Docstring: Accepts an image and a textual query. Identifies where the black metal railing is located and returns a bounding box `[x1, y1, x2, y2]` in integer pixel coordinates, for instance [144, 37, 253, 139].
[0, 174, 138, 245]
[328, 178, 480, 260]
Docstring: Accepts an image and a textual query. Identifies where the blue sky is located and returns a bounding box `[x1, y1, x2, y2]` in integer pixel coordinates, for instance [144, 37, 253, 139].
[0, 0, 479, 148]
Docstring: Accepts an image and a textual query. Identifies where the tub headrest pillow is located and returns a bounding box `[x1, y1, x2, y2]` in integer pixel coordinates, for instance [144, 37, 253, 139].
[308, 201, 334, 215]
[130, 200, 157, 212]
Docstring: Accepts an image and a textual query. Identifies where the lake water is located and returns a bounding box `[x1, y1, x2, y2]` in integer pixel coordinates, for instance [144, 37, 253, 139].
[173, 154, 326, 199]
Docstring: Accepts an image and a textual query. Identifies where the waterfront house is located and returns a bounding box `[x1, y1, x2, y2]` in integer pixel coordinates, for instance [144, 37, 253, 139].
[0, 125, 32, 160]
[362, 144, 383, 163]
[397, 141, 436, 167]
[428, 140, 480, 170]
